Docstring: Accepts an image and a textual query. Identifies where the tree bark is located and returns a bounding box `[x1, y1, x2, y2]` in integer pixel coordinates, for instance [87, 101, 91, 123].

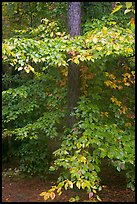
[67, 2, 81, 128]
[68, 2, 81, 36]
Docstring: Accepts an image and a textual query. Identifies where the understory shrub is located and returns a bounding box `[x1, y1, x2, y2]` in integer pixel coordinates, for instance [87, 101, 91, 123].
[17, 137, 51, 178]
[42, 96, 134, 201]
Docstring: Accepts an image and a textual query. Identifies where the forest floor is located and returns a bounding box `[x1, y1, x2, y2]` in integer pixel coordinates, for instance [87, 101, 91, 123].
[2, 159, 135, 202]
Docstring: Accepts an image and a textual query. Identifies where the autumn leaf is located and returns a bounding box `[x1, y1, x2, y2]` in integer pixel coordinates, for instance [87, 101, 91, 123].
[50, 32, 54, 37]
[111, 5, 123, 14]
[102, 27, 108, 35]
[39, 192, 46, 196]
[50, 192, 56, 200]
[89, 192, 93, 198]
[76, 181, 81, 189]
[44, 193, 50, 201]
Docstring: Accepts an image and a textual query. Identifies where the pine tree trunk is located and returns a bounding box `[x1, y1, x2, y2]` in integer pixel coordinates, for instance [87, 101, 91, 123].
[67, 2, 81, 128]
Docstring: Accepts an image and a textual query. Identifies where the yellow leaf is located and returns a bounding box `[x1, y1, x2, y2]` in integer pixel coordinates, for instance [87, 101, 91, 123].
[104, 112, 108, 117]
[50, 192, 56, 200]
[119, 130, 124, 133]
[50, 32, 54, 37]
[96, 46, 102, 51]
[93, 37, 98, 43]
[102, 27, 108, 35]
[85, 39, 90, 43]
[111, 5, 123, 14]
[76, 181, 81, 189]
[28, 65, 34, 72]
[104, 80, 112, 86]
[109, 74, 116, 79]
[116, 101, 121, 107]
[82, 182, 86, 189]
[24, 66, 30, 73]
[93, 189, 97, 194]
[44, 193, 49, 201]
[111, 96, 116, 103]
[64, 182, 69, 190]
[73, 58, 79, 64]
[84, 180, 91, 190]
[131, 71, 135, 76]
[3, 44, 12, 53]
[68, 181, 73, 189]
[118, 85, 123, 90]
[126, 2, 132, 9]
[77, 142, 82, 149]
[56, 32, 62, 36]
[86, 56, 92, 61]
[80, 156, 87, 164]
[112, 83, 118, 89]
[39, 192, 46, 196]
[122, 106, 127, 114]
[127, 48, 133, 53]
[96, 195, 102, 201]
[58, 191, 62, 196]
[124, 82, 130, 86]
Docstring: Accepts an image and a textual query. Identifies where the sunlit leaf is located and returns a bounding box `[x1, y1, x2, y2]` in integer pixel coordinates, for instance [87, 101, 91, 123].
[102, 27, 108, 35]
[44, 193, 49, 201]
[73, 58, 79, 64]
[93, 37, 98, 43]
[50, 192, 55, 200]
[50, 32, 54, 37]
[124, 9, 131, 14]
[39, 192, 46, 196]
[96, 195, 102, 201]
[126, 2, 132, 9]
[76, 181, 81, 189]
[111, 5, 123, 14]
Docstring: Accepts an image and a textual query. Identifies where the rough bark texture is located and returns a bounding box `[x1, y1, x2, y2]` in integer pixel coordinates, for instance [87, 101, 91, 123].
[68, 2, 81, 36]
[67, 2, 81, 128]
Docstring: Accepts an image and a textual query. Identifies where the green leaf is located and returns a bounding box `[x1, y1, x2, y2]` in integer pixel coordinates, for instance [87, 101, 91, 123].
[82, 181, 86, 189]
[58, 181, 64, 188]
[84, 180, 91, 190]
[126, 2, 132, 9]
[76, 181, 81, 189]
[49, 166, 55, 171]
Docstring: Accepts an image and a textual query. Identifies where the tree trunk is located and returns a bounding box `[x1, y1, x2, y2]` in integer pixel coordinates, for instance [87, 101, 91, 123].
[67, 2, 81, 128]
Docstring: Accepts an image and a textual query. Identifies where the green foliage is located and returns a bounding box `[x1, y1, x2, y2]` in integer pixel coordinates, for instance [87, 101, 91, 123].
[17, 138, 50, 178]
[2, 6, 135, 202]
[2, 68, 66, 137]
[2, 2, 68, 39]
[82, 2, 114, 21]
[2, 17, 134, 74]
[46, 96, 134, 200]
